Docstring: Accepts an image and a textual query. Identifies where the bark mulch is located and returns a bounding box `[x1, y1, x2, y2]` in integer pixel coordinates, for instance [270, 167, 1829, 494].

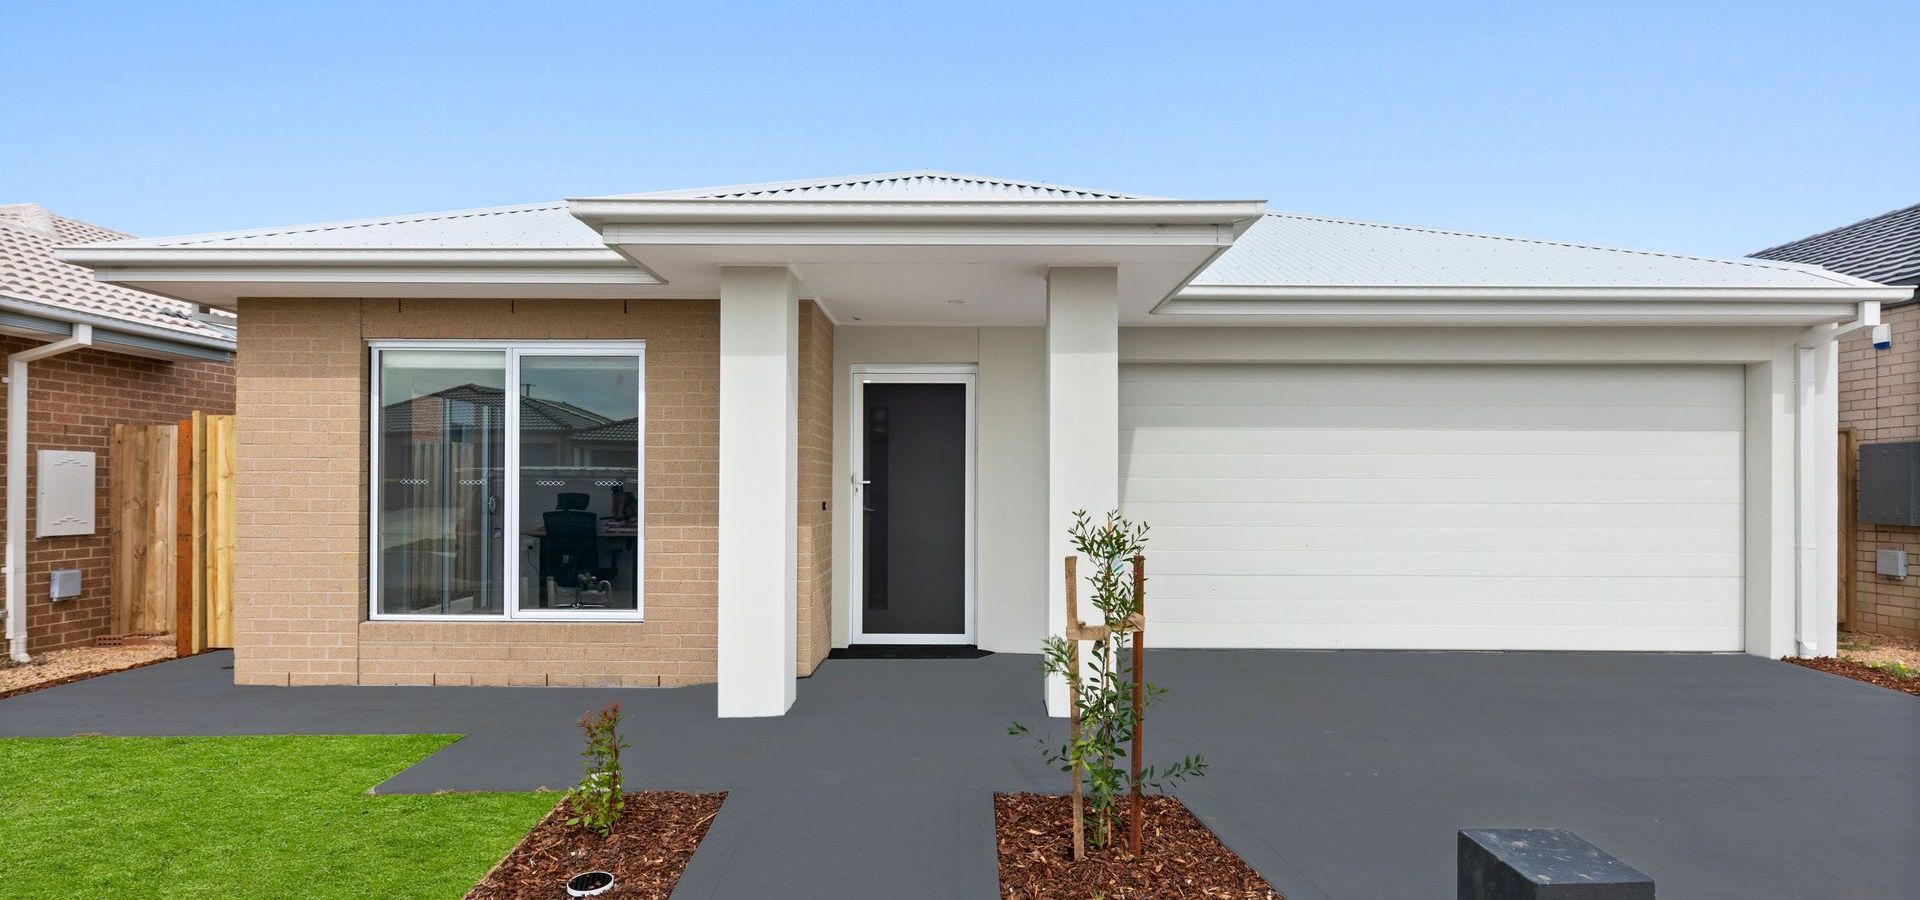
[0, 645, 176, 701]
[465, 791, 725, 900]
[995, 793, 1281, 900]
[1784, 656, 1920, 698]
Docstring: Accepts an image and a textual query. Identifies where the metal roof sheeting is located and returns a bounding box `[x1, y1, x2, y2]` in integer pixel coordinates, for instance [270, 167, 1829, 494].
[1751, 202, 1920, 287]
[630, 169, 1149, 201]
[1191, 212, 1869, 290]
[57, 172, 1882, 293]
[0, 204, 234, 340]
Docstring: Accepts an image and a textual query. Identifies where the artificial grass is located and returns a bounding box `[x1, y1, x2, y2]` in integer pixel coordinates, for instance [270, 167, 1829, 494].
[0, 734, 558, 899]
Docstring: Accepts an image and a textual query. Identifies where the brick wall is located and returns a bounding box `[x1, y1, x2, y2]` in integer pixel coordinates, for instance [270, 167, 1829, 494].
[796, 301, 834, 674]
[1840, 301, 1919, 638]
[234, 297, 846, 688]
[0, 337, 234, 653]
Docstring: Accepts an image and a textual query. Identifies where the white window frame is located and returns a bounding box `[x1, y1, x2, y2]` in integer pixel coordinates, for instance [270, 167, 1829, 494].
[368, 340, 647, 623]
[847, 365, 977, 645]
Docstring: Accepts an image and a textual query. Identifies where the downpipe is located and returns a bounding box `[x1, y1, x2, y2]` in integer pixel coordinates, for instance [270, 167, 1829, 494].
[1792, 303, 1888, 659]
[5, 325, 93, 664]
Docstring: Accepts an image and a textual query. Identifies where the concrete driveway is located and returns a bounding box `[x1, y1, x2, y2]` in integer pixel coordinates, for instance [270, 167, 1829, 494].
[3, 649, 1915, 898]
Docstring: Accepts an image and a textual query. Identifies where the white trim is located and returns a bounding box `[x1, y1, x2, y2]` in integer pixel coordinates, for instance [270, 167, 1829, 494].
[367, 340, 646, 624]
[848, 367, 978, 645]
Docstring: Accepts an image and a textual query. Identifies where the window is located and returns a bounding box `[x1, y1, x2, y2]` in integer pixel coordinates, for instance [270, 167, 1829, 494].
[371, 343, 645, 621]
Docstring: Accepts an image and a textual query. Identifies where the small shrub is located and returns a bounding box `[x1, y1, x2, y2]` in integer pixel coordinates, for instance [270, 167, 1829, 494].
[564, 703, 628, 836]
[1867, 659, 1917, 680]
[1010, 510, 1206, 854]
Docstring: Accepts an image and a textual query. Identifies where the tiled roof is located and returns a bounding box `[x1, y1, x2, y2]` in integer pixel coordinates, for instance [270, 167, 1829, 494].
[1750, 202, 1920, 287]
[0, 203, 234, 340]
[1189, 212, 1873, 290]
[570, 418, 638, 443]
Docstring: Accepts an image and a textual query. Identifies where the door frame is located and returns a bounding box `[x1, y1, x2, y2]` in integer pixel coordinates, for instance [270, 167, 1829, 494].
[847, 364, 977, 645]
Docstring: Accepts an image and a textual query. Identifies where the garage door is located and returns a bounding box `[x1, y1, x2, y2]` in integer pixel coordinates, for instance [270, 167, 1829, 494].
[1119, 364, 1744, 651]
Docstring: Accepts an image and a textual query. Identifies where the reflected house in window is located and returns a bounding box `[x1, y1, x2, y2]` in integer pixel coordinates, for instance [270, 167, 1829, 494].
[380, 382, 506, 616]
[378, 356, 643, 618]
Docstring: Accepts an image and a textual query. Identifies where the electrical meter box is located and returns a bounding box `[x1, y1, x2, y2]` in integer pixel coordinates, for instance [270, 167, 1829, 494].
[35, 450, 96, 537]
[1860, 442, 1920, 527]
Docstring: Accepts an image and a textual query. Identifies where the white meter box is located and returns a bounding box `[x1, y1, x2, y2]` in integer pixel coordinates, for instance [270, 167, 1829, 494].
[36, 450, 96, 537]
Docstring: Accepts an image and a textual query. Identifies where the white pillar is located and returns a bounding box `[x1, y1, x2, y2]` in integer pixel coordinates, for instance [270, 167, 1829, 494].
[1045, 267, 1119, 716]
[717, 266, 799, 717]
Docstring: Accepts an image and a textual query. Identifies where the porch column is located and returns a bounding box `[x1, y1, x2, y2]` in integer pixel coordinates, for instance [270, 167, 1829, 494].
[1045, 267, 1120, 716]
[717, 266, 800, 717]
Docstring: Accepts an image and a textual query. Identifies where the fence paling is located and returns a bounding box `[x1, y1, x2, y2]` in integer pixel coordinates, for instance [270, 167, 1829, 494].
[110, 414, 233, 652]
[110, 424, 177, 635]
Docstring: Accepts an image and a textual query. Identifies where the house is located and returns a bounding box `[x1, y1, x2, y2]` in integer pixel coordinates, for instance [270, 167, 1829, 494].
[0, 203, 236, 662]
[1753, 203, 1920, 638]
[57, 171, 1907, 717]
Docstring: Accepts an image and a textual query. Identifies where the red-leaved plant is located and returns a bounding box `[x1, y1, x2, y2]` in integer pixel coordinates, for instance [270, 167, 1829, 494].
[565, 702, 628, 836]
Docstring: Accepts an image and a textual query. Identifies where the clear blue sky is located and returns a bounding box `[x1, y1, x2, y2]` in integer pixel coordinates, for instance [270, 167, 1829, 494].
[7, 1, 1916, 258]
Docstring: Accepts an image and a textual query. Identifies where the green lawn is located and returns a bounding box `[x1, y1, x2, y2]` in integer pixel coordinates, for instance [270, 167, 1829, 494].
[0, 734, 557, 899]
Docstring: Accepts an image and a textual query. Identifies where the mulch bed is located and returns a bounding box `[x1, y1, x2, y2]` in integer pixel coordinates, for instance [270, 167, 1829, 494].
[466, 791, 725, 900]
[0, 649, 177, 702]
[1784, 656, 1920, 698]
[995, 793, 1281, 899]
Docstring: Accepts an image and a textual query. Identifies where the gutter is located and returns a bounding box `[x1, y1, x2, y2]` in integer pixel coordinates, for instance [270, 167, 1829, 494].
[0, 296, 233, 362]
[1790, 301, 1889, 658]
[5, 325, 93, 663]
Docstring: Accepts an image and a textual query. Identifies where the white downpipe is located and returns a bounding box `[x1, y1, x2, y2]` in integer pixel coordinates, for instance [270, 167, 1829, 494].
[5, 325, 93, 663]
[1791, 302, 1882, 659]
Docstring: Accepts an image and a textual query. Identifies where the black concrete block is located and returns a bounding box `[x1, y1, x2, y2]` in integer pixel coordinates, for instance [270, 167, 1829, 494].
[1459, 829, 1654, 899]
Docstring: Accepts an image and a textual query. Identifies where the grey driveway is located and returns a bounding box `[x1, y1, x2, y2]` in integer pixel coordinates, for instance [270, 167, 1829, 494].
[2, 649, 1915, 898]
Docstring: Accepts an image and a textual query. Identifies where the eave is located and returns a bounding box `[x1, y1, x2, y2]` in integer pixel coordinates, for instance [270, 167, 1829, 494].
[1155, 282, 1913, 327]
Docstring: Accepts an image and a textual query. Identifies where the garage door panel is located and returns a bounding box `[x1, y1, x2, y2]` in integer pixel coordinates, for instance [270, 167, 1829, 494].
[1157, 598, 1746, 628]
[1148, 525, 1742, 554]
[1123, 404, 1737, 431]
[1119, 364, 1745, 652]
[1152, 550, 1742, 578]
[1123, 451, 1738, 481]
[1151, 623, 1745, 652]
[1122, 476, 1741, 506]
[1123, 500, 1743, 530]
[1146, 574, 1744, 605]
[1122, 428, 1742, 455]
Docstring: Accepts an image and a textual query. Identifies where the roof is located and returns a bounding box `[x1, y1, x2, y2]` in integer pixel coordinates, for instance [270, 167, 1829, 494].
[1189, 212, 1877, 291]
[57, 171, 1891, 299]
[0, 203, 235, 340]
[82, 171, 1144, 252]
[1750, 202, 1920, 288]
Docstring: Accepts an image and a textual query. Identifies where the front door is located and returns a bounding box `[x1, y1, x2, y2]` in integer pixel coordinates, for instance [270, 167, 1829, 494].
[852, 372, 974, 643]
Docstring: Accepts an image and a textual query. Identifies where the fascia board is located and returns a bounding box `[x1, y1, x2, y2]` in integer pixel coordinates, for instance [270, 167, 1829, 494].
[86, 265, 662, 286]
[1172, 284, 1916, 303]
[56, 247, 632, 268]
[598, 221, 1241, 247]
[1151, 298, 1863, 326]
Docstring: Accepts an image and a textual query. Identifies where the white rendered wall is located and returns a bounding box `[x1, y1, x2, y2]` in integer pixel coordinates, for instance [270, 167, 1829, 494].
[827, 326, 1048, 655]
[716, 267, 799, 717]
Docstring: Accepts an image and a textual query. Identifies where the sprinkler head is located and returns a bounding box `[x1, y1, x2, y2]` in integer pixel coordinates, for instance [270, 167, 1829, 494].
[565, 870, 615, 897]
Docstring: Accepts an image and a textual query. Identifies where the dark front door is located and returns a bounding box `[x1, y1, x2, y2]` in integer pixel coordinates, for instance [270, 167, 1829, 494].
[860, 382, 966, 637]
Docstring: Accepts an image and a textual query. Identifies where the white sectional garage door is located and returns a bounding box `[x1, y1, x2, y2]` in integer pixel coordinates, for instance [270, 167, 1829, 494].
[1119, 364, 1744, 651]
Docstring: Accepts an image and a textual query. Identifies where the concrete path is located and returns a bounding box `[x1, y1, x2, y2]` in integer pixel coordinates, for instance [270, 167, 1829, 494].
[3, 649, 1915, 898]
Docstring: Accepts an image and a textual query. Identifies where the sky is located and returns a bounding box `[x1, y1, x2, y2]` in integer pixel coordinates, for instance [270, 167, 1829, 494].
[5, 1, 1917, 259]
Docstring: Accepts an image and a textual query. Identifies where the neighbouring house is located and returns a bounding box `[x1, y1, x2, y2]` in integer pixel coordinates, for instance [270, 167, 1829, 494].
[1753, 203, 1920, 638]
[0, 203, 236, 662]
[56, 171, 1907, 716]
